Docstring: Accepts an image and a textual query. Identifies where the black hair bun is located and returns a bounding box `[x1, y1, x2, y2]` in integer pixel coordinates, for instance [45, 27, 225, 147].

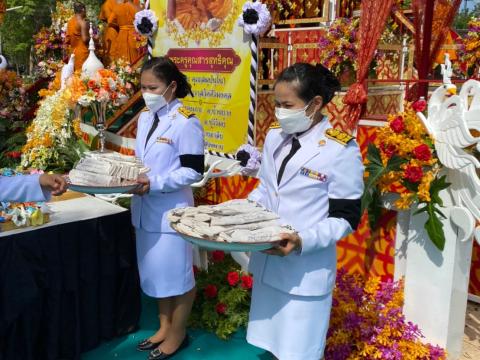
[315, 64, 341, 102]
[275, 63, 341, 106]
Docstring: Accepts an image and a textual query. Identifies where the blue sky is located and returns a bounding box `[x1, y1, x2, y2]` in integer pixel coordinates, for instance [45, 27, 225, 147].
[462, 0, 479, 10]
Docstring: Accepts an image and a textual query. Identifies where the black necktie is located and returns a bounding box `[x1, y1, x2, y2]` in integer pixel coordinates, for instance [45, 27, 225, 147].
[145, 113, 160, 148]
[277, 137, 301, 185]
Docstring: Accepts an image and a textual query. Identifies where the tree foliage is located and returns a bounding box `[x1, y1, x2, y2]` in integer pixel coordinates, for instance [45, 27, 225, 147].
[454, 3, 480, 31]
[0, 0, 102, 73]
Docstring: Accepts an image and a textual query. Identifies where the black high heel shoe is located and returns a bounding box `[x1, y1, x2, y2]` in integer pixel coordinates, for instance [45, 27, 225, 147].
[147, 336, 190, 360]
[137, 338, 163, 352]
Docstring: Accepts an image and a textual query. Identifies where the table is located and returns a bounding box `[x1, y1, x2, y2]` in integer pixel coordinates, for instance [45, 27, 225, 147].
[0, 194, 141, 360]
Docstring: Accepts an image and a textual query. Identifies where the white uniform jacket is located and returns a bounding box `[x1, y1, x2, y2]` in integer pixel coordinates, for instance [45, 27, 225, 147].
[131, 99, 204, 233]
[248, 119, 364, 296]
[0, 174, 49, 202]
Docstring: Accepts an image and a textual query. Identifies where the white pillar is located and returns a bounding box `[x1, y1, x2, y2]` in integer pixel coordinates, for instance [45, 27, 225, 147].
[403, 189, 473, 359]
[394, 210, 411, 280]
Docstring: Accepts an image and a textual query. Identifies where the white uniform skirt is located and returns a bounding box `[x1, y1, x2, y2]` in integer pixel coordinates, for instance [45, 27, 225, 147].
[247, 280, 332, 360]
[135, 228, 195, 298]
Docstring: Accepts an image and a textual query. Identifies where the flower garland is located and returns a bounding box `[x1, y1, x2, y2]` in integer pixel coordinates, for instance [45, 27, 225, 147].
[325, 270, 446, 360]
[69, 68, 130, 119]
[134, 8, 158, 37]
[459, 17, 480, 76]
[33, 27, 64, 62]
[0, 168, 49, 228]
[318, 17, 359, 77]
[190, 256, 446, 359]
[108, 58, 140, 94]
[318, 17, 402, 79]
[0, 70, 27, 121]
[22, 89, 86, 172]
[362, 101, 450, 251]
[166, 0, 241, 47]
[0, 71, 28, 168]
[51, 0, 74, 35]
[189, 251, 253, 339]
[237, 1, 271, 36]
[37, 59, 64, 79]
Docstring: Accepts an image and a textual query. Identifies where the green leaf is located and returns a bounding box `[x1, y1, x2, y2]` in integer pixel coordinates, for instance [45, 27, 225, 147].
[385, 155, 408, 172]
[367, 189, 382, 230]
[364, 145, 407, 191]
[361, 187, 373, 214]
[403, 180, 419, 193]
[429, 175, 451, 206]
[424, 205, 446, 251]
[366, 143, 383, 166]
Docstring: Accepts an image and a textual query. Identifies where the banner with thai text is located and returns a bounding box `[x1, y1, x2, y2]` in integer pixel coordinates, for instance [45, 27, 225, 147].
[151, 0, 251, 154]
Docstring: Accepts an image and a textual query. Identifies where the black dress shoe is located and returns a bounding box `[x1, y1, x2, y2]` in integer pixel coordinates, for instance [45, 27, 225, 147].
[137, 339, 162, 352]
[148, 336, 190, 360]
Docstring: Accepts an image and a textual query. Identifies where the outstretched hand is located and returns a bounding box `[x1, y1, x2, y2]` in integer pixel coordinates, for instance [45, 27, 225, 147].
[130, 174, 150, 195]
[263, 232, 302, 257]
[39, 174, 68, 196]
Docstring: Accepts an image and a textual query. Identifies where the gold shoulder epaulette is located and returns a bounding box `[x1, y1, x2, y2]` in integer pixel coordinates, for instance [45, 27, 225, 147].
[269, 121, 281, 129]
[325, 128, 354, 146]
[178, 107, 195, 118]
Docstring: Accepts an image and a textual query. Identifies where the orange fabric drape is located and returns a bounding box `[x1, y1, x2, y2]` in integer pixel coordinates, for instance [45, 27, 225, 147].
[109, 2, 139, 64]
[342, 0, 395, 132]
[65, 16, 89, 71]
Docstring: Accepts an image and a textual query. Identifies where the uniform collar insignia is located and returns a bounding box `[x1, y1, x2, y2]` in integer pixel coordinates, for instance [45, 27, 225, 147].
[178, 106, 195, 118]
[325, 128, 354, 146]
[269, 121, 281, 129]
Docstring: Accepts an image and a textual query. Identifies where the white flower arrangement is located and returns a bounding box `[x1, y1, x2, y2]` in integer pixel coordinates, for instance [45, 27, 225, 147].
[134, 9, 159, 37]
[237, 1, 272, 36]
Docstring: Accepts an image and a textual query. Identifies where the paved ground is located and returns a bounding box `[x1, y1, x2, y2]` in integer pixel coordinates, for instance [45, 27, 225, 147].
[462, 301, 480, 359]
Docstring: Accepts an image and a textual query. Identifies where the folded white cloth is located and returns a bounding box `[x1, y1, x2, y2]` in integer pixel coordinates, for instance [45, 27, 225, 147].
[169, 199, 295, 244]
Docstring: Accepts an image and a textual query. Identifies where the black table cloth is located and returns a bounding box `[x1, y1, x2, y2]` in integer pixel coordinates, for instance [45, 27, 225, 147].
[0, 211, 141, 360]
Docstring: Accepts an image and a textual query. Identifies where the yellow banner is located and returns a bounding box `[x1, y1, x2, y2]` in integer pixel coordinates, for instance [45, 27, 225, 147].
[151, 0, 251, 154]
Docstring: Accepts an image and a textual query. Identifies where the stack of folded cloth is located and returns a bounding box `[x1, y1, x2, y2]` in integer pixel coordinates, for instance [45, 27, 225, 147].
[68, 151, 149, 186]
[168, 199, 295, 243]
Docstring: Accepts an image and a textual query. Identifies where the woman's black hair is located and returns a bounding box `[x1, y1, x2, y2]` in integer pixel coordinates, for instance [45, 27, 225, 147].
[275, 63, 340, 106]
[141, 56, 193, 98]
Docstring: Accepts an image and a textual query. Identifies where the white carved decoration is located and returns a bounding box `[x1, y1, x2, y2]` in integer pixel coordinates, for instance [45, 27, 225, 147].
[0, 54, 7, 70]
[402, 54, 480, 359]
[416, 73, 480, 244]
[82, 23, 104, 77]
[61, 54, 75, 89]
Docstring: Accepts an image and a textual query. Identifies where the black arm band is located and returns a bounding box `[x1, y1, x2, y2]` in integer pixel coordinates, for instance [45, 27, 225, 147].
[328, 198, 362, 230]
[180, 154, 204, 174]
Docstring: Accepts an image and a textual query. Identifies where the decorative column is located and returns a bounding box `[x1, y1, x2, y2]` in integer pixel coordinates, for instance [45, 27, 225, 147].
[402, 57, 480, 359]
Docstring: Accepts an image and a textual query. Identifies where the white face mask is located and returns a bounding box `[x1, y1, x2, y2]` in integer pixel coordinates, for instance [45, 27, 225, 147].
[142, 83, 171, 113]
[275, 103, 315, 134]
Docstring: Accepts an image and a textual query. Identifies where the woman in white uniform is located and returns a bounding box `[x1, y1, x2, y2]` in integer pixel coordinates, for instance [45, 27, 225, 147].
[246, 63, 364, 359]
[131, 57, 204, 360]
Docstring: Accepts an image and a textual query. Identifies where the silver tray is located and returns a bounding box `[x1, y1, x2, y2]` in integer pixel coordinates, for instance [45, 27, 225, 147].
[66, 180, 140, 195]
[171, 223, 283, 252]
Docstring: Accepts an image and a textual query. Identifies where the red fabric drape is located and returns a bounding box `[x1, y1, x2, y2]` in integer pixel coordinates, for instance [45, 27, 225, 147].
[407, 0, 461, 100]
[343, 0, 395, 132]
[0, 0, 6, 25]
